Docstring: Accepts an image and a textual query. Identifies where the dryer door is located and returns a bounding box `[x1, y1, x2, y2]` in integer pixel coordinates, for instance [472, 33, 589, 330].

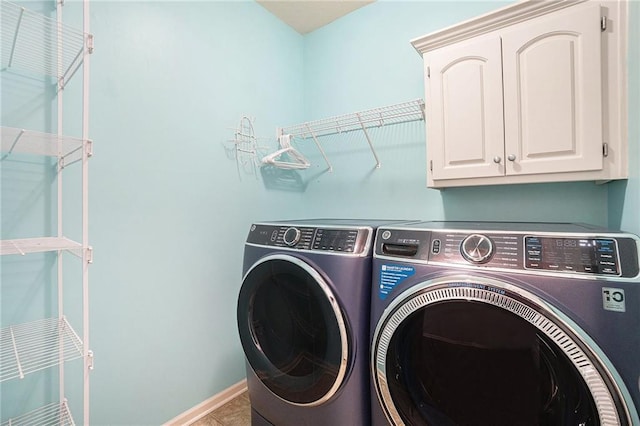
[237, 254, 349, 406]
[372, 276, 635, 426]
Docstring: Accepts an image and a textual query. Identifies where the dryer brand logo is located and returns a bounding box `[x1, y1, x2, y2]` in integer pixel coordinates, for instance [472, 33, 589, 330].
[602, 287, 626, 312]
[379, 264, 415, 300]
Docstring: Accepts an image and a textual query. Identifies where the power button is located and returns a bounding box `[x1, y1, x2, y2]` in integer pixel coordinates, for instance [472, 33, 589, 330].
[432, 239, 441, 254]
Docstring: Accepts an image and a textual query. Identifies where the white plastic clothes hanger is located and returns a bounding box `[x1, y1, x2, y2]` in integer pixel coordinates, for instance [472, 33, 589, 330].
[261, 134, 311, 170]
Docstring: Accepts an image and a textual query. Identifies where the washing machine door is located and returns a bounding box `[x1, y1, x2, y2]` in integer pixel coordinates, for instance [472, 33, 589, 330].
[237, 254, 349, 406]
[372, 275, 635, 426]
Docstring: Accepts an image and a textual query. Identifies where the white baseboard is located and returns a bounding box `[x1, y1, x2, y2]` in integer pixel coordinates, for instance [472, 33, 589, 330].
[164, 379, 248, 426]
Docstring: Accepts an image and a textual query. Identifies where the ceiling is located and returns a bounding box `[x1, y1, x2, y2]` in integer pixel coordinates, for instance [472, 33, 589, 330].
[256, 0, 375, 34]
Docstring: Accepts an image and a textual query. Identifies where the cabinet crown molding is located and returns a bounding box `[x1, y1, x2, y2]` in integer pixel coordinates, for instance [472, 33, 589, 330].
[411, 0, 588, 53]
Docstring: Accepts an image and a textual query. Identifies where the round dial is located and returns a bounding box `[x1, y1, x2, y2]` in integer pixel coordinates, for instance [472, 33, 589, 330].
[460, 234, 494, 263]
[282, 227, 301, 246]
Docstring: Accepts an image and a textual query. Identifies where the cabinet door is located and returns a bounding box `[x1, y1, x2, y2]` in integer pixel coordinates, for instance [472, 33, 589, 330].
[427, 35, 505, 181]
[502, 4, 603, 176]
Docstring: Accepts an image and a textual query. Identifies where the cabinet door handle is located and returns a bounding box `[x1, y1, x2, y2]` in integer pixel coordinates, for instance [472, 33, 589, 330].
[493, 156, 502, 164]
[507, 154, 516, 161]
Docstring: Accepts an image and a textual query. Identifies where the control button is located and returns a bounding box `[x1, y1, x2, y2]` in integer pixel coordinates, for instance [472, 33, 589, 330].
[432, 239, 441, 254]
[460, 234, 494, 264]
[381, 230, 392, 240]
[283, 227, 301, 246]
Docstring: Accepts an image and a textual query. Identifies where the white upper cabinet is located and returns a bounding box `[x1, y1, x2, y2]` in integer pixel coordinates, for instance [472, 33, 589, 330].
[413, 0, 628, 188]
[428, 35, 505, 180]
[502, 3, 603, 176]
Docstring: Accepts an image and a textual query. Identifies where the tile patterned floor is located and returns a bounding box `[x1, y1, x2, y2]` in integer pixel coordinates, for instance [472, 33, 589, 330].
[191, 391, 251, 426]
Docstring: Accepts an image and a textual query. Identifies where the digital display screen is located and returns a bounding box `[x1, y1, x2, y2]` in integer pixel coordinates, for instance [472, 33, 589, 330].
[313, 229, 358, 252]
[525, 237, 619, 275]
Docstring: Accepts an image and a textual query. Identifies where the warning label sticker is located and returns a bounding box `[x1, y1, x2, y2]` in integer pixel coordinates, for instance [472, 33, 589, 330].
[379, 264, 415, 300]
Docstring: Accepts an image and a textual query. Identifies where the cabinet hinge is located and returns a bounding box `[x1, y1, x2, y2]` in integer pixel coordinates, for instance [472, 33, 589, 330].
[603, 142, 609, 157]
[86, 246, 94, 264]
[86, 139, 93, 158]
[430, 160, 433, 171]
[427, 66, 430, 78]
[601, 16, 607, 31]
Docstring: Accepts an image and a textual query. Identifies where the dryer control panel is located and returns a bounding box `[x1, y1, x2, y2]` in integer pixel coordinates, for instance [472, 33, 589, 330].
[375, 223, 640, 279]
[246, 223, 371, 255]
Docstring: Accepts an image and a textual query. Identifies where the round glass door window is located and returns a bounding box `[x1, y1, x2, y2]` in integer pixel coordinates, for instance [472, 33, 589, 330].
[237, 255, 349, 406]
[372, 278, 631, 426]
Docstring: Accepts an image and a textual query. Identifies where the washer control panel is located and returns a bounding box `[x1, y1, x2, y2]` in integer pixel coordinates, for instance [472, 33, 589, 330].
[429, 232, 521, 269]
[247, 224, 368, 255]
[375, 226, 639, 279]
[524, 236, 619, 275]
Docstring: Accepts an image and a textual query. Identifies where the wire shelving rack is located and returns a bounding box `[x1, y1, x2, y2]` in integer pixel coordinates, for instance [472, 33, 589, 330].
[0, 0, 93, 424]
[276, 99, 425, 170]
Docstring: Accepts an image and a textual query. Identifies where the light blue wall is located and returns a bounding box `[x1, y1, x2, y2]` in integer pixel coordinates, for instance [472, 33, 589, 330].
[295, 0, 610, 225]
[609, 0, 640, 235]
[2, 1, 637, 425]
[86, 2, 305, 424]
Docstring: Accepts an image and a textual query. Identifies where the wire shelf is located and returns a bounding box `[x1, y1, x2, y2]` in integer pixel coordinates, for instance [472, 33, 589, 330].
[1, 0, 91, 81]
[0, 237, 83, 257]
[280, 99, 425, 139]
[274, 99, 425, 170]
[1, 127, 91, 164]
[2, 0, 93, 423]
[0, 317, 83, 383]
[0, 401, 76, 426]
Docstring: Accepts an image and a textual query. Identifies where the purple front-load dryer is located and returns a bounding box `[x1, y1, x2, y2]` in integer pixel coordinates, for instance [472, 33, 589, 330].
[237, 219, 414, 426]
[370, 221, 640, 426]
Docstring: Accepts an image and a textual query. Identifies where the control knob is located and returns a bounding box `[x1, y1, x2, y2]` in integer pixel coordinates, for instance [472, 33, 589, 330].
[282, 227, 301, 246]
[460, 234, 494, 264]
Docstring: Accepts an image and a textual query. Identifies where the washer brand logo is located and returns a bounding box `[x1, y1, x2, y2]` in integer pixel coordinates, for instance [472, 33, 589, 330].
[602, 287, 626, 312]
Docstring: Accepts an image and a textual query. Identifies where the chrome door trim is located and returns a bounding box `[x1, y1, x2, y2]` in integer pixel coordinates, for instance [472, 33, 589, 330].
[241, 254, 349, 406]
[371, 274, 638, 426]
